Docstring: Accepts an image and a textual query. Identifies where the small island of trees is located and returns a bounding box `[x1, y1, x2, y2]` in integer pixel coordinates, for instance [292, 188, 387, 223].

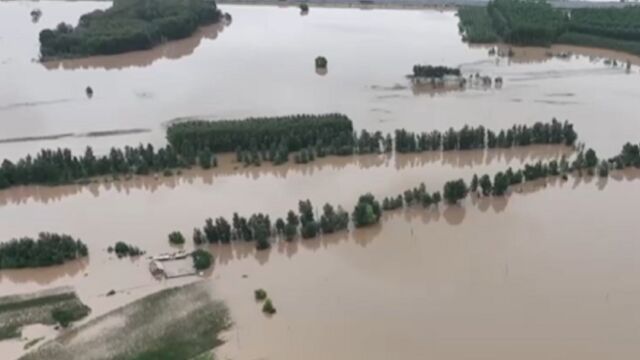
[315, 56, 327, 68]
[0, 233, 88, 269]
[39, 0, 223, 60]
[412, 65, 461, 78]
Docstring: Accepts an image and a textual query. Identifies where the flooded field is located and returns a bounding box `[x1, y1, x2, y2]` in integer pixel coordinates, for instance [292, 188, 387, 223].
[1, 2, 640, 161]
[2, 1, 640, 359]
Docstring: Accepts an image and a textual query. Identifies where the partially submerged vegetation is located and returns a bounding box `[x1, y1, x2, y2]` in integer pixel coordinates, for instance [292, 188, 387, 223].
[0, 289, 90, 340]
[254, 289, 267, 301]
[262, 299, 276, 315]
[109, 241, 144, 258]
[0, 144, 213, 189]
[412, 65, 461, 78]
[458, 0, 640, 55]
[0, 233, 87, 270]
[21, 282, 231, 360]
[180, 137, 640, 250]
[192, 249, 213, 270]
[39, 0, 223, 60]
[166, 113, 354, 160]
[0, 116, 575, 191]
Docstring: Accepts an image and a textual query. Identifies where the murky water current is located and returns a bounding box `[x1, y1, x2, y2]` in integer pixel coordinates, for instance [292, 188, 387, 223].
[2, 1, 640, 359]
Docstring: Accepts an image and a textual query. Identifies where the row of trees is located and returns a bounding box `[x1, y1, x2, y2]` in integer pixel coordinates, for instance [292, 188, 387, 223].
[163, 141, 640, 251]
[395, 119, 577, 153]
[187, 200, 352, 250]
[0, 233, 88, 269]
[0, 144, 216, 189]
[1, 117, 575, 190]
[412, 65, 461, 78]
[39, 0, 222, 59]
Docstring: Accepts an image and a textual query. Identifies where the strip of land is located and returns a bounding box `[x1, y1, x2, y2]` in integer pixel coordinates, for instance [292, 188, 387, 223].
[20, 282, 231, 360]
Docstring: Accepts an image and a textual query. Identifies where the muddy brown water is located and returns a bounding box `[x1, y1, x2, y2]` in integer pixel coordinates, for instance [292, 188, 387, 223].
[2, 1, 640, 359]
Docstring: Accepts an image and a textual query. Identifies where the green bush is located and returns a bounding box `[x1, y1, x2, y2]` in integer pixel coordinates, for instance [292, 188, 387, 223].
[51, 304, 91, 328]
[168, 231, 186, 245]
[254, 289, 267, 301]
[262, 299, 276, 315]
[191, 249, 213, 270]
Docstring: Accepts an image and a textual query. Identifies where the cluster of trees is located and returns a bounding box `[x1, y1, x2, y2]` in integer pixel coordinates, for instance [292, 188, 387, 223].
[395, 119, 577, 153]
[0, 233, 88, 269]
[457, 6, 499, 43]
[610, 142, 640, 168]
[412, 65, 461, 78]
[189, 199, 352, 250]
[109, 242, 144, 258]
[253, 288, 276, 314]
[459, 0, 640, 55]
[568, 7, 640, 42]
[39, 0, 222, 59]
[191, 249, 213, 270]
[0, 144, 215, 189]
[167, 114, 355, 160]
[487, 0, 567, 45]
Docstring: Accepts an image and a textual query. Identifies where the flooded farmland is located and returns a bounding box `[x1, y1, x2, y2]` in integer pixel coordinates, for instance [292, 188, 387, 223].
[1, 2, 640, 159]
[2, 1, 640, 359]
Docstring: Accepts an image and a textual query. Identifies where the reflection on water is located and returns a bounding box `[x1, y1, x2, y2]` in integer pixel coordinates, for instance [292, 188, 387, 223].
[0, 259, 88, 286]
[475, 43, 640, 66]
[0, 145, 573, 207]
[42, 22, 228, 71]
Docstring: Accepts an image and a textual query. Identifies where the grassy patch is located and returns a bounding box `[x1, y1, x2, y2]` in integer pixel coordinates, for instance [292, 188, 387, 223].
[21, 281, 231, 360]
[0, 288, 90, 341]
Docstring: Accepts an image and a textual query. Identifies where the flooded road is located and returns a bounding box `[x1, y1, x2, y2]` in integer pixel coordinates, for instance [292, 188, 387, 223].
[1, 2, 640, 160]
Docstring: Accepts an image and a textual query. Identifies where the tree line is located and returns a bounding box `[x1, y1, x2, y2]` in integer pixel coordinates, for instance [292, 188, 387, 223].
[0, 233, 88, 269]
[459, 0, 640, 55]
[0, 116, 576, 191]
[0, 144, 216, 189]
[395, 119, 577, 153]
[171, 140, 640, 250]
[39, 0, 222, 60]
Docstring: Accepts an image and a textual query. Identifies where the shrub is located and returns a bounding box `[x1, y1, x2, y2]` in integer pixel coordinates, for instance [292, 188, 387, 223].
[168, 231, 186, 245]
[262, 299, 276, 314]
[254, 289, 267, 301]
[192, 249, 213, 271]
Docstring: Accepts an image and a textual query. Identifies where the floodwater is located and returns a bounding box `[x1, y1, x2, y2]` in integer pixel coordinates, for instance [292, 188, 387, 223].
[2, 1, 640, 359]
[212, 173, 640, 360]
[1, 2, 640, 161]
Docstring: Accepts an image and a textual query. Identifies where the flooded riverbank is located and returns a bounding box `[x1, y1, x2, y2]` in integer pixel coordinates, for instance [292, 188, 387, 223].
[1, 2, 640, 161]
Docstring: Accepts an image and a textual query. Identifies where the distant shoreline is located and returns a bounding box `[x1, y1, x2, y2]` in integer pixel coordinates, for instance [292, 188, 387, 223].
[6, 0, 628, 9]
[216, 0, 627, 9]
